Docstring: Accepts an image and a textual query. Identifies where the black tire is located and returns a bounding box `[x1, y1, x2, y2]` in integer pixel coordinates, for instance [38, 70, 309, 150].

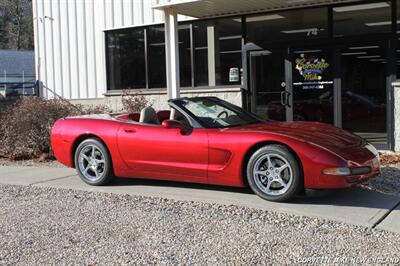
[246, 144, 302, 202]
[74, 138, 114, 186]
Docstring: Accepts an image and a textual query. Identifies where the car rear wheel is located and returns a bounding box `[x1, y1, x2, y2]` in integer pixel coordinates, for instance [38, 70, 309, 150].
[74, 138, 114, 186]
[246, 145, 302, 202]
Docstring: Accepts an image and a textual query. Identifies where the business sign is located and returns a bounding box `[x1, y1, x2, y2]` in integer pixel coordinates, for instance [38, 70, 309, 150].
[294, 54, 331, 89]
[229, 67, 239, 82]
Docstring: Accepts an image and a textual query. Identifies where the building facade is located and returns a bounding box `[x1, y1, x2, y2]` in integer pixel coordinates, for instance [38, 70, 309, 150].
[33, 0, 400, 150]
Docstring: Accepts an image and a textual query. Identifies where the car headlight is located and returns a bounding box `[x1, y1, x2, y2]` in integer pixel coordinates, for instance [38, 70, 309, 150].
[365, 143, 379, 156]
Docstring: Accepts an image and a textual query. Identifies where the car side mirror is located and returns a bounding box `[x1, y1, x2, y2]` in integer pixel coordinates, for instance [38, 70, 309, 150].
[162, 120, 191, 134]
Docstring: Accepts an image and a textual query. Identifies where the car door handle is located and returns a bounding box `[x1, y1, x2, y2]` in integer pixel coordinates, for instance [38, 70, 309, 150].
[123, 128, 136, 133]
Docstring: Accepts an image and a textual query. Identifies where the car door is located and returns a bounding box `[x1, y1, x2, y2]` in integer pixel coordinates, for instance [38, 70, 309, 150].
[117, 122, 208, 182]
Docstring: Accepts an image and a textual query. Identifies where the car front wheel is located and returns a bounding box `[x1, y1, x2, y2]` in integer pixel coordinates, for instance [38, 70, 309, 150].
[246, 145, 302, 202]
[74, 138, 114, 186]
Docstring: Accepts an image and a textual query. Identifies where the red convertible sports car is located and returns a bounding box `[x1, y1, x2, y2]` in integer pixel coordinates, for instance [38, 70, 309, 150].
[51, 97, 380, 202]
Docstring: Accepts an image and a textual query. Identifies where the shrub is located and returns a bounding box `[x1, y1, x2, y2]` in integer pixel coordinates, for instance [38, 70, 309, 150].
[380, 153, 400, 165]
[75, 103, 111, 115]
[0, 99, 18, 114]
[0, 96, 110, 160]
[121, 92, 149, 113]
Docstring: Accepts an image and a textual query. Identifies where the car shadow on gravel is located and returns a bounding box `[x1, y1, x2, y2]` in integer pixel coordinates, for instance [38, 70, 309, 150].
[360, 166, 400, 198]
[292, 165, 400, 208]
[111, 177, 255, 194]
[109, 167, 400, 210]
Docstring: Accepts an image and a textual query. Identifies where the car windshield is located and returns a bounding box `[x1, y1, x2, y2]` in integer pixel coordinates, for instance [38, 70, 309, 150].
[175, 98, 264, 128]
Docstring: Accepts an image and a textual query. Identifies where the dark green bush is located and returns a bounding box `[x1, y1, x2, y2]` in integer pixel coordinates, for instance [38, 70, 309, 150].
[0, 96, 110, 160]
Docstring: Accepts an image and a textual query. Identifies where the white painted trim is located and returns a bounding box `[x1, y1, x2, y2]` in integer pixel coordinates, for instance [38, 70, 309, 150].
[102, 20, 165, 32]
[32, 0, 40, 93]
[207, 25, 216, 87]
[164, 8, 180, 99]
[102, 30, 108, 93]
[104, 87, 242, 96]
[102, 16, 195, 31]
[152, 0, 201, 10]
[392, 82, 400, 152]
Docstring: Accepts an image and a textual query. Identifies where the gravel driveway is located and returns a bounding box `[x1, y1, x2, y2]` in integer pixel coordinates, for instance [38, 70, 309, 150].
[1, 157, 400, 195]
[0, 158, 64, 168]
[0, 185, 399, 265]
[361, 165, 400, 197]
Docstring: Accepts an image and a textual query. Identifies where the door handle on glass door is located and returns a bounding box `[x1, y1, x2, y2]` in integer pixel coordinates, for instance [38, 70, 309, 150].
[280, 91, 286, 106]
[285, 91, 291, 106]
[280, 91, 291, 107]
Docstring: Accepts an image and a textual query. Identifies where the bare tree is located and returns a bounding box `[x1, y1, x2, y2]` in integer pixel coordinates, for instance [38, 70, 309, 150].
[0, 0, 33, 50]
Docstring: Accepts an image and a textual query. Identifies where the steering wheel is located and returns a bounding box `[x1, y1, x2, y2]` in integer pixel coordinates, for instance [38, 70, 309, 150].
[217, 111, 229, 118]
[212, 111, 229, 124]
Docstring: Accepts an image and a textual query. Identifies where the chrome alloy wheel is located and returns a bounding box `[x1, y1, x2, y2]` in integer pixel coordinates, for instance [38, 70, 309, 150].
[253, 153, 293, 196]
[78, 145, 106, 182]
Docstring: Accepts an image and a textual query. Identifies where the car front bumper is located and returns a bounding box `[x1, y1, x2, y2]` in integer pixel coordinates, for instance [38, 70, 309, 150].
[306, 143, 380, 189]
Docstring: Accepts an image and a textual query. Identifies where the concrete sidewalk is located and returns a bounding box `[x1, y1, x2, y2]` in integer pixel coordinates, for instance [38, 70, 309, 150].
[0, 165, 399, 234]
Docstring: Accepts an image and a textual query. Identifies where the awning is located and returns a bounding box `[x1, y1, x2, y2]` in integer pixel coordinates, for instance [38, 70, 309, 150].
[153, 0, 364, 19]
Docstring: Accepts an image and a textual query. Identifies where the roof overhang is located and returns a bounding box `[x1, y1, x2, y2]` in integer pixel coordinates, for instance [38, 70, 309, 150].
[153, 0, 364, 19]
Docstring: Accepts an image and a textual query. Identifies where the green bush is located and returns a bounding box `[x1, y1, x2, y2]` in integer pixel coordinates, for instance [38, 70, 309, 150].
[0, 96, 110, 160]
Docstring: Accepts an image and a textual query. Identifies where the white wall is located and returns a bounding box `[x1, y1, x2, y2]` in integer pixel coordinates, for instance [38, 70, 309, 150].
[33, 0, 191, 100]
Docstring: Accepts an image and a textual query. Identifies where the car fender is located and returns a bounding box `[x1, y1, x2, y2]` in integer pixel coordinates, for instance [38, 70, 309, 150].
[206, 129, 345, 188]
[51, 118, 128, 176]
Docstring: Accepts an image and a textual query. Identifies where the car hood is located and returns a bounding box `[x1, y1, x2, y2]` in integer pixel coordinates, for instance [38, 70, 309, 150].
[225, 121, 364, 151]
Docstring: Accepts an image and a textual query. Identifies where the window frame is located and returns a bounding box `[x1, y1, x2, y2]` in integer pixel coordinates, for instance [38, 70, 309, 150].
[105, 0, 398, 93]
[105, 27, 147, 91]
[105, 18, 245, 92]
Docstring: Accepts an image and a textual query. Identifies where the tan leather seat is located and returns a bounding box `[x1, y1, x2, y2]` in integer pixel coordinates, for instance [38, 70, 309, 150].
[169, 108, 176, 120]
[139, 107, 160, 125]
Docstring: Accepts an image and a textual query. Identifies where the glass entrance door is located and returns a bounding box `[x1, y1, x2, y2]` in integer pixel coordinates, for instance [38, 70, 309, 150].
[249, 42, 389, 147]
[249, 49, 291, 121]
[290, 48, 334, 124]
[250, 47, 334, 124]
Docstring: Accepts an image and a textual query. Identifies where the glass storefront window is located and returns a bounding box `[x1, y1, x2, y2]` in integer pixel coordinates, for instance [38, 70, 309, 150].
[147, 26, 166, 88]
[106, 28, 146, 90]
[398, 2, 400, 79]
[179, 24, 192, 87]
[106, 18, 242, 90]
[193, 17, 242, 86]
[193, 21, 208, 86]
[333, 2, 392, 37]
[340, 43, 387, 144]
[216, 18, 242, 86]
[246, 8, 328, 47]
[398, 39, 400, 79]
[398, 0, 400, 31]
